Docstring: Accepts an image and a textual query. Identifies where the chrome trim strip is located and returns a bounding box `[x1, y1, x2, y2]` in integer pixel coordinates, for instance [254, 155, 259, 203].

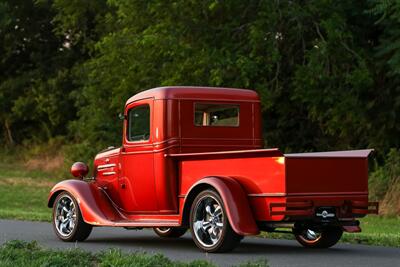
[102, 171, 116, 176]
[114, 222, 181, 227]
[153, 138, 180, 146]
[248, 192, 369, 197]
[248, 193, 287, 197]
[98, 163, 116, 170]
[287, 192, 368, 196]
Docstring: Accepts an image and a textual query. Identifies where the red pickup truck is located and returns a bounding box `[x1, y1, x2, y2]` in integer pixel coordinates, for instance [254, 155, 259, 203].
[48, 86, 378, 252]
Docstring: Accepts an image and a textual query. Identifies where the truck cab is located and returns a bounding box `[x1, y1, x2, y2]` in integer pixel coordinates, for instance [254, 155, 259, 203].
[94, 86, 262, 215]
[48, 86, 378, 252]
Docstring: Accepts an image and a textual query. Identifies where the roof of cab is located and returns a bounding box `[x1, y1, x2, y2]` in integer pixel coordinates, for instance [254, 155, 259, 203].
[126, 86, 259, 105]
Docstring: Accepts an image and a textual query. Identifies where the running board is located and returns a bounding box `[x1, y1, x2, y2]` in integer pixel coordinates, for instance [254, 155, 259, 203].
[103, 219, 181, 228]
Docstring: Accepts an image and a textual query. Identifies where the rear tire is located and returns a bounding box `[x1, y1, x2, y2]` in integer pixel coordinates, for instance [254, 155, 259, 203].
[52, 191, 92, 242]
[153, 227, 187, 238]
[294, 226, 343, 248]
[190, 189, 243, 252]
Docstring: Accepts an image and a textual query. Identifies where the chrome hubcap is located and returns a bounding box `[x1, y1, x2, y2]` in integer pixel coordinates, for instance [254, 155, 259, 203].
[54, 195, 77, 237]
[306, 229, 318, 240]
[193, 195, 224, 248]
[299, 228, 322, 242]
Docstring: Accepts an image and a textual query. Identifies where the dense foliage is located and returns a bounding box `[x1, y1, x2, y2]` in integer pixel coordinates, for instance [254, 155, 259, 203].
[1, 0, 399, 163]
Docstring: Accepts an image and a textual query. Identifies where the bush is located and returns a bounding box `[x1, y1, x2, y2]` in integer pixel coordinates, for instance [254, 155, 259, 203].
[369, 149, 400, 215]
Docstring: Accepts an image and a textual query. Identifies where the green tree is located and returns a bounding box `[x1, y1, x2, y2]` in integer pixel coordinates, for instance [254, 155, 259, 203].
[72, 0, 387, 160]
[367, 0, 400, 151]
[1, 0, 399, 164]
[0, 0, 109, 148]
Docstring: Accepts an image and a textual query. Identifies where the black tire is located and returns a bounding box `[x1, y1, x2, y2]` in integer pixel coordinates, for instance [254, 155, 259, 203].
[294, 226, 343, 248]
[52, 191, 93, 242]
[153, 227, 187, 238]
[189, 189, 243, 253]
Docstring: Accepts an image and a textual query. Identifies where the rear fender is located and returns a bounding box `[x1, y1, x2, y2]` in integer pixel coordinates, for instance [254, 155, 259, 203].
[48, 180, 121, 225]
[184, 176, 259, 236]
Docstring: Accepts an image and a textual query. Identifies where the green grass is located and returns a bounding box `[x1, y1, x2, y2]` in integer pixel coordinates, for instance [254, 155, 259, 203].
[341, 216, 400, 247]
[0, 161, 399, 248]
[0, 163, 55, 179]
[0, 162, 55, 221]
[0, 240, 268, 267]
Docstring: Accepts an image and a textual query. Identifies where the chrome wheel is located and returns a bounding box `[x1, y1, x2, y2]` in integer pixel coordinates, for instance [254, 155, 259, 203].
[299, 229, 322, 243]
[54, 195, 77, 237]
[190, 190, 243, 252]
[295, 226, 343, 248]
[192, 195, 224, 248]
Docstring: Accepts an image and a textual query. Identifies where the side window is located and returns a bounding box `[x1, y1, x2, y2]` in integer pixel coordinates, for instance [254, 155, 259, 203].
[194, 103, 239, 127]
[127, 104, 150, 142]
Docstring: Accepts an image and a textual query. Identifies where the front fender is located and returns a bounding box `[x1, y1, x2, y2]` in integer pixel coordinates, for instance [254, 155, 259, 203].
[48, 180, 120, 225]
[185, 176, 259, 236]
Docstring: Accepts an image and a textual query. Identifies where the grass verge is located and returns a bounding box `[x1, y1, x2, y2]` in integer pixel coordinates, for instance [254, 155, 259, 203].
[341, 216, 400, 247]
[0, 162, 55, 221]
[0, 240, 268, 267]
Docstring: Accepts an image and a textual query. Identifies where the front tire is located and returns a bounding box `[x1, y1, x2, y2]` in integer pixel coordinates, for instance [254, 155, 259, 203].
[153, 227, 187, 238]
[294, 226, 343, 248]
[189, 189, 243, 252]
[52, 191, 92, 242]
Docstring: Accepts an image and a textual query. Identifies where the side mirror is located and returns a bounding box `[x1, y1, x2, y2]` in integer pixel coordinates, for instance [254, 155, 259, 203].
[71, 162, 89, 179]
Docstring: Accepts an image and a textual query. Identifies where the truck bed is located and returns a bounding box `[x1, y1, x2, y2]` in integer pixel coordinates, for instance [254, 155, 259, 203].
[170, 148, 373, 222]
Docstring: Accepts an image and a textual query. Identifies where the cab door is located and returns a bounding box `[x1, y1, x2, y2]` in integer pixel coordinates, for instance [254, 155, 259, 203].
[120, 98, 158, 213]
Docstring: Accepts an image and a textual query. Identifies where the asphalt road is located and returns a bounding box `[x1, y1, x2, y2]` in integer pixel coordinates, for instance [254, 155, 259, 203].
[0, 219, 399, 267]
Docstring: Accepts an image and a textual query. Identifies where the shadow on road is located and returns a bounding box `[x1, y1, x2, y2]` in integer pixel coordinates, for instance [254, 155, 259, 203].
[86, 235, 200, 252]
[83, 233, 397, 259]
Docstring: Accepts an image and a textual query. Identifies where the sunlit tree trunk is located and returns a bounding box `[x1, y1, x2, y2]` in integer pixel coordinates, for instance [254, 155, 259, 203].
[3, 119, 14, 146]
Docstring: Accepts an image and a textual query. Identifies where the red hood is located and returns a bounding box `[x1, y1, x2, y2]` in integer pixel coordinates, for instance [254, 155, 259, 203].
[94, 147, 121, 161]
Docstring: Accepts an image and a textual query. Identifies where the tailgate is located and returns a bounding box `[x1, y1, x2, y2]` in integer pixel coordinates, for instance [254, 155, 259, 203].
[284, 149, 373, 195]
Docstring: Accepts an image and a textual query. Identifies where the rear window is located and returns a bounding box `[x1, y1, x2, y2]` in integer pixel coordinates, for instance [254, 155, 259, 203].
[194, 103, 239, 127]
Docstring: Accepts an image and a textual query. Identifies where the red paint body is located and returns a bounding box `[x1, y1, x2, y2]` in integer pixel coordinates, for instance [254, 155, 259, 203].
[48, 86, 378, 235]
